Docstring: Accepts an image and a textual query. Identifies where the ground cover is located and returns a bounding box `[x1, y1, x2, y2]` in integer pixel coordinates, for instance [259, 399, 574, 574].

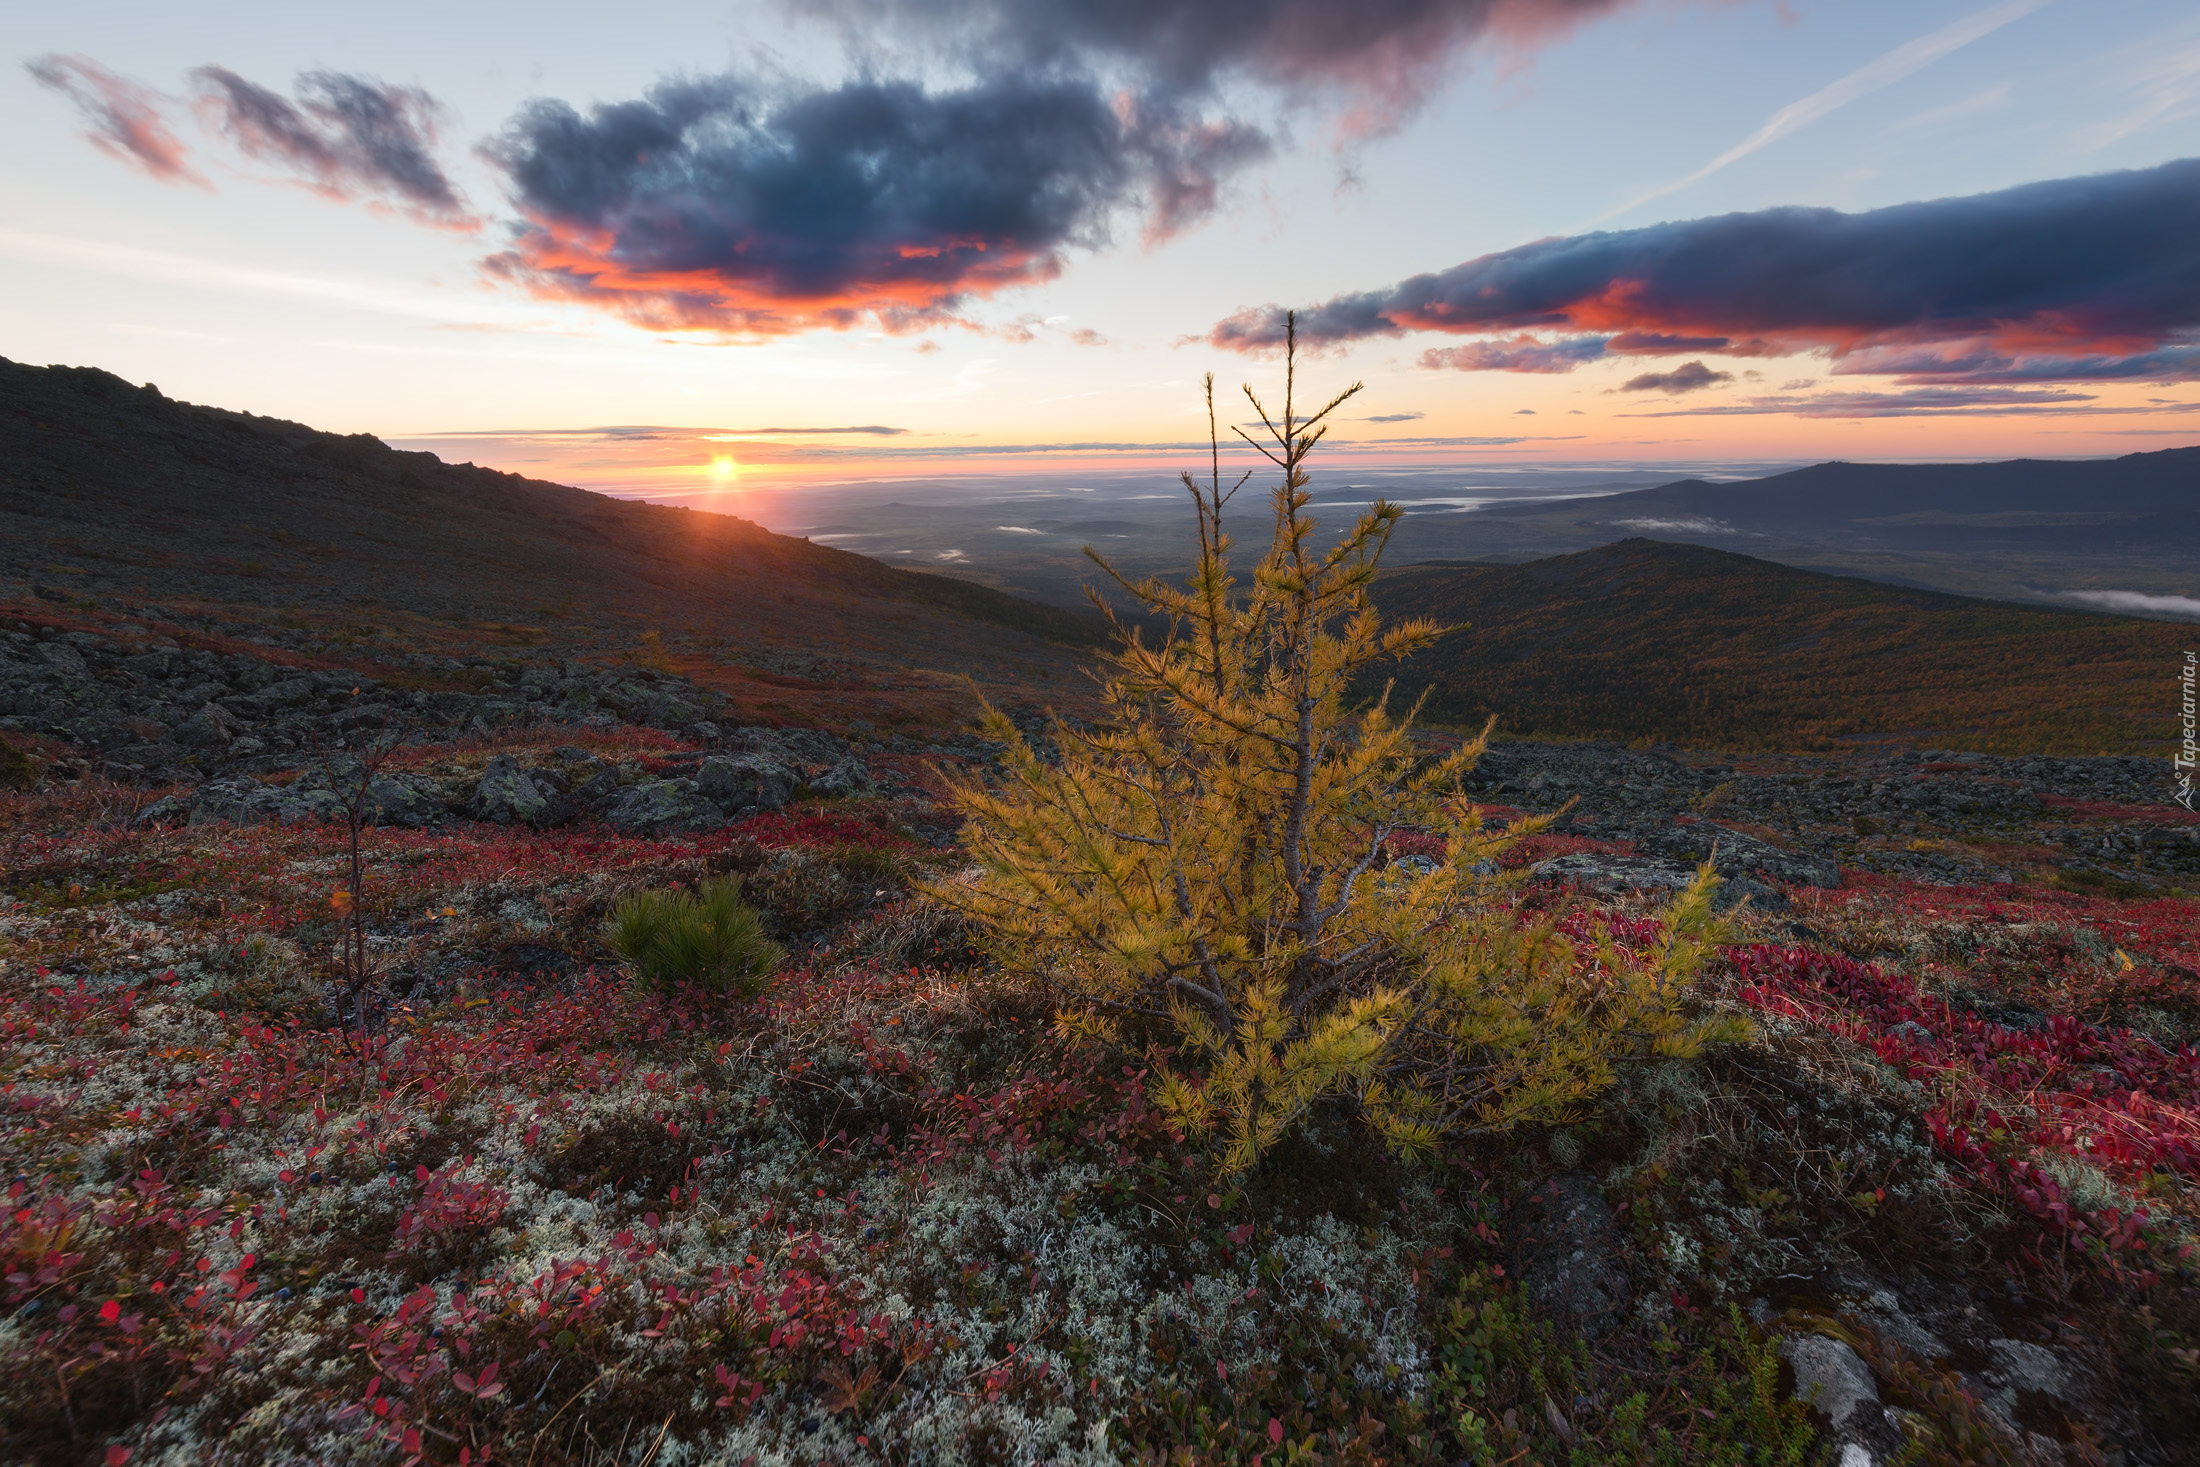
[2, 745, 2194, 1465]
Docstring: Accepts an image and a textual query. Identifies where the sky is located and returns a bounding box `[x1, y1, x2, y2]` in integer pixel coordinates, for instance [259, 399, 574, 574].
[7, 0, 2200, 508]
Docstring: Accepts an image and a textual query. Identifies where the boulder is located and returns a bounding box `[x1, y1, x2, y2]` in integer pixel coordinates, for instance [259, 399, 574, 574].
[184, 776, 341, 826]
[1986, 1338, 2081, 1404]
[696, 754, 795, 814]
[606, 778, 718, 835]
[367, 771, 448, 828]
[469, 754, 568, 828]
[1780, 1336, 1878, 1430]
[809, 756, 875, 799]
[551, 748, 619, 803]
[174, 701, 245, 749]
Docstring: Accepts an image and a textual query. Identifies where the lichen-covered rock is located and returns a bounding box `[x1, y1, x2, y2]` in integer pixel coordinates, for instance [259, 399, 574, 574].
[184, 775, 341, 826]
[1986, 1337, 2081, 1403]
[1509, 1173, 1631, 1339]
[470, 754, 568, 828]
[810, 756, 875, 799]
[606, 777, 716, 834]
[696, 754, 794, 814]
[1779, 1334, 1902, 1463]
[1781, 1335, 1878, 1428]
[367, 770, 448, 828]
[551, 748, 619, 804]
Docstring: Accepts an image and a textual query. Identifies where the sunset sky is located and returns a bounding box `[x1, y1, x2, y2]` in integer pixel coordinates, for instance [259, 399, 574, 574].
[7, 0, 2199, 506]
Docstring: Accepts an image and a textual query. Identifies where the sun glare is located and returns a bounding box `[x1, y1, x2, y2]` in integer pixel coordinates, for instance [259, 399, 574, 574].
[709, 455, 739, 481]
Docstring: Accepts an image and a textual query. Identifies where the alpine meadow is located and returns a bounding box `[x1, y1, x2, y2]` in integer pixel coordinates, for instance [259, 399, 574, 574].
[6, 2, 2200, 1465]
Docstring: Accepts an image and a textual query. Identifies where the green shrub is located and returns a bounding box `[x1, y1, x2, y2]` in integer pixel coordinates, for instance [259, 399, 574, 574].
[0, 736, 38, 791]
[604, 878, 782, 997]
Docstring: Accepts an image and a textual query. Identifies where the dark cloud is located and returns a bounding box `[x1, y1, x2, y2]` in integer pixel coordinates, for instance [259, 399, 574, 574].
[482, 72, 1263, 335]
[1620, 386, 2126, 417]
[1607, 329, 1769, 355]
[27, 54, 204, 185]
[796, 0, 1637, 138]
[1618, 359, 1731, 394]
[1360, 411, 1425, 422]
[1420, 334, 1606, 373]
[1213, 157, 2200, 385]
[191, 67, 471, 224]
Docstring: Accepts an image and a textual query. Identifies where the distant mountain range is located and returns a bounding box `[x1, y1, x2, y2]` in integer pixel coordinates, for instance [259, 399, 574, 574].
[1395, 449, 2200, 608]
[3, 356, 2189, 754]
[1369, 539, 2187, 755]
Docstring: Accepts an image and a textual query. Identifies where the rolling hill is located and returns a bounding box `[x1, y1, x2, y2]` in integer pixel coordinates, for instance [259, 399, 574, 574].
[1382, 447, 2200, 605]
[1370, 539, 2189, 754]
[0, 358, 1105, 685]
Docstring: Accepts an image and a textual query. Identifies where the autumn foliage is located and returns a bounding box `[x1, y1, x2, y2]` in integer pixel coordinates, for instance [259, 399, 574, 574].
[938, 322, 1736, 1173]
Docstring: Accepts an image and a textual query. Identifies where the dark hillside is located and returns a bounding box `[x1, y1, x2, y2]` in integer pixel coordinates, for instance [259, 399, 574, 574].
[0, 359, 1105, 667]
[1588, 447, 2200, 542]
[1387, 446, 2200, 603]
[1372, 539, 2188, 754]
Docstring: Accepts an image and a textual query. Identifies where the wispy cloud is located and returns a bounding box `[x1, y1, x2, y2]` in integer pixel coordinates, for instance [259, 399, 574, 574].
[796, 0, 1652, 143]
[0, 224, 483, 321]
[26, 54, 205, 186]
[1594, 0, 2055, 223]
[192, 68, 475, 226]
[1892, 81, 2014, 130]
[2078, 31, 2200, 149]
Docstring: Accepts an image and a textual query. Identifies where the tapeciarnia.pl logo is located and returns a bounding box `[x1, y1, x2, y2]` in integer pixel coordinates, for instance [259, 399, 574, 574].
[2177, 649, 2197, 811]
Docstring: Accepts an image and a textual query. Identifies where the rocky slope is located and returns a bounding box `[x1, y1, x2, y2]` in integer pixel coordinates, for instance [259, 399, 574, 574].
[0, 357, 1103, 683]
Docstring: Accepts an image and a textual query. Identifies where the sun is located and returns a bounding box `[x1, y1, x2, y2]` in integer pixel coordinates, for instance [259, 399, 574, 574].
[709, 455, 739, 481]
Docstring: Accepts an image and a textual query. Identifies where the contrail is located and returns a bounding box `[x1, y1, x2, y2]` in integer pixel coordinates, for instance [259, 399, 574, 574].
[1592, 0, 2057, 225]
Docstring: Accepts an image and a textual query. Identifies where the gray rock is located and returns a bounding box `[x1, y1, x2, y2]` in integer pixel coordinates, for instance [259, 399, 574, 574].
[1509, 1173, 1630, 1339]
[554, 750, 619, 804]
[134, 792, 193, 825]
[696, 754, 795, 814]
[1987, 1339, 2080, 1403]
[470, 754, 568, 828]
[34, 643, 88, 675]
[606, 778, 717, 835]
[174, 701, 245, 748]
[1652, 824, 1840, 889]
[1780, 1335, 1879, 1430]
[185, 776, 342, 826]
[367, 771, 447, 828]
[1532, 853, 1783, 912]
[809, 756, 875, 799]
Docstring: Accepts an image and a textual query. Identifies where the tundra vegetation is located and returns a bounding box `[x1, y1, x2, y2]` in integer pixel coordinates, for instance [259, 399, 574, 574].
[0, 340, 2194, 1466]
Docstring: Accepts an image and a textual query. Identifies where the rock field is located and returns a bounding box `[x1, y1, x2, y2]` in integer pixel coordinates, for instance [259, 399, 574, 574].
[8, 616, 2194, 906]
